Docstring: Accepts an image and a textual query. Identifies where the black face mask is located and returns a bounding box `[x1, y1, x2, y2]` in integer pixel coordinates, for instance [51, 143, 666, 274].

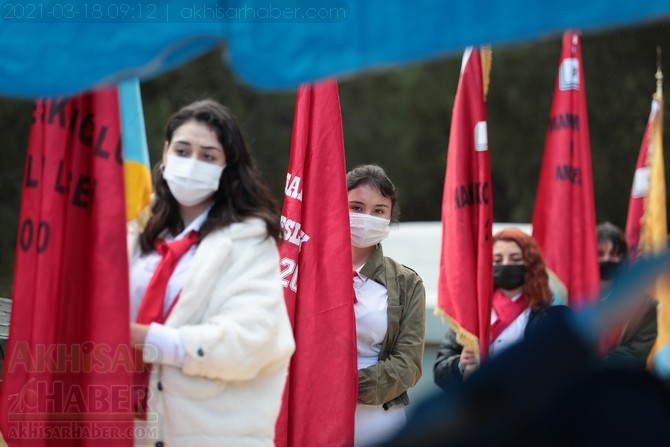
[493, 265, 526, 290]
[599, 261, 622, 281]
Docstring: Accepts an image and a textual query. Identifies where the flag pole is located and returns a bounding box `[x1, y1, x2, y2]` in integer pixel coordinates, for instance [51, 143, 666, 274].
[656, 46, 663, 100]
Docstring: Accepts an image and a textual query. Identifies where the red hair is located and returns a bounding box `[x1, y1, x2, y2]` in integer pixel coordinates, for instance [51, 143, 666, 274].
[494, 227, 552, 311]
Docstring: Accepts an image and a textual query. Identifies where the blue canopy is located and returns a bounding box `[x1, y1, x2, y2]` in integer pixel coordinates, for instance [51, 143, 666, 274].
[0, 0, 668, 98]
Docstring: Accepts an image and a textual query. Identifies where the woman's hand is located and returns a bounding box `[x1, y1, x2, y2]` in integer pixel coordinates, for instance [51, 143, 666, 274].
[458, 348, 477, 372]
[131, 322, 149, 346]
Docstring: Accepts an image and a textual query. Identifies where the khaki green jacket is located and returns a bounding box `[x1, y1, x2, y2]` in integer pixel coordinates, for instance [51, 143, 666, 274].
[358, 245, 426, 410]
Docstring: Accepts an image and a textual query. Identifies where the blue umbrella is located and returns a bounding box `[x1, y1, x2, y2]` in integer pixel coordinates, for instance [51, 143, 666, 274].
[1, 0, 668, 96]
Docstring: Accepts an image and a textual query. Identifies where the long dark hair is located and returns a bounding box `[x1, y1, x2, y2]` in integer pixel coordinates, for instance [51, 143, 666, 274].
[139, 100, 280, 253]
[596, 222, 628, 262]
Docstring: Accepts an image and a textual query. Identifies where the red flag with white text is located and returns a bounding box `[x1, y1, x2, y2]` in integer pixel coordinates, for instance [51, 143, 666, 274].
[437, 47, 494, 363]
[0, 90, 134, 445]
[275, 79, 357, 447]
[531, 31, 600, 308]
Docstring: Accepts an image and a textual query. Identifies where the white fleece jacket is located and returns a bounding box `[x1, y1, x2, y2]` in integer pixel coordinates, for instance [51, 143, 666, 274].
[129, 218, 295, 447]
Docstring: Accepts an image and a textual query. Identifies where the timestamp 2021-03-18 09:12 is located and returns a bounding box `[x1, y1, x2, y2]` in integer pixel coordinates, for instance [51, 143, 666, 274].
[0, 1, 170, 22]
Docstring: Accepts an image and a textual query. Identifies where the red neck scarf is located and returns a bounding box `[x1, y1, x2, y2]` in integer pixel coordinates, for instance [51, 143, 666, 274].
[490, 288, 528, 343]
[133, 230, 198, 418]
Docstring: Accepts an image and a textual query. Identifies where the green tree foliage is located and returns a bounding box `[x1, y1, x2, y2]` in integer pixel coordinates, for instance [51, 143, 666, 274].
[139, 45, 296, 199]
[0, 100, 32, 296]
[0, 21, 668, 296]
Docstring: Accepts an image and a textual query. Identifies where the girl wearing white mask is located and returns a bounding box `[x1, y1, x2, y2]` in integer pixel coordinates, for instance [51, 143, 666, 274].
[348, 164, 426, 446]
[128, 100, 294, 447]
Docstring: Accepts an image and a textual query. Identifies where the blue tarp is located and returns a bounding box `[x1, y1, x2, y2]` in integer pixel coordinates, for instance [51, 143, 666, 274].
[0, 0, 669, 98]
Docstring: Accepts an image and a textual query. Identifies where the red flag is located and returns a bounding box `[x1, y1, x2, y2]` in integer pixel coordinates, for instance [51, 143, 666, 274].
[0, 90, 134, 445]
[275, 79, 357, 447]
[625, 99, 659, 261]
[437, 47, 494, 363]
[531, 31, 600, 309]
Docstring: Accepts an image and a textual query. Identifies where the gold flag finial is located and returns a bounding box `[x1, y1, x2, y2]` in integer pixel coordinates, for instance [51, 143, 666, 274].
[655, 46, 663, 100]
[481, 45, 492, 100]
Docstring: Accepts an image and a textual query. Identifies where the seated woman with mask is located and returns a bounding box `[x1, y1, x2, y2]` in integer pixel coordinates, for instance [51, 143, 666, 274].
[434, 227, 569, 390]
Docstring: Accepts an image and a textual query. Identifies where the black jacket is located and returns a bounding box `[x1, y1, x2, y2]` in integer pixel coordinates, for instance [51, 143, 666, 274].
[433, 305, 571, 391]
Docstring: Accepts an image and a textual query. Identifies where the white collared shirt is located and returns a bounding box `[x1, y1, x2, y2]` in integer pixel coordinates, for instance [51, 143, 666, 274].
[489, 292, 530, 358]
[129, 207, 210, 366]
[353, 267, 389, 370]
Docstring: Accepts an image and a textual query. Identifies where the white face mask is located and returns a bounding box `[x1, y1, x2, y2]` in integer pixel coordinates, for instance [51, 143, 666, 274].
[163, 154, 225, 207]
[349, 213, 390, 248]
